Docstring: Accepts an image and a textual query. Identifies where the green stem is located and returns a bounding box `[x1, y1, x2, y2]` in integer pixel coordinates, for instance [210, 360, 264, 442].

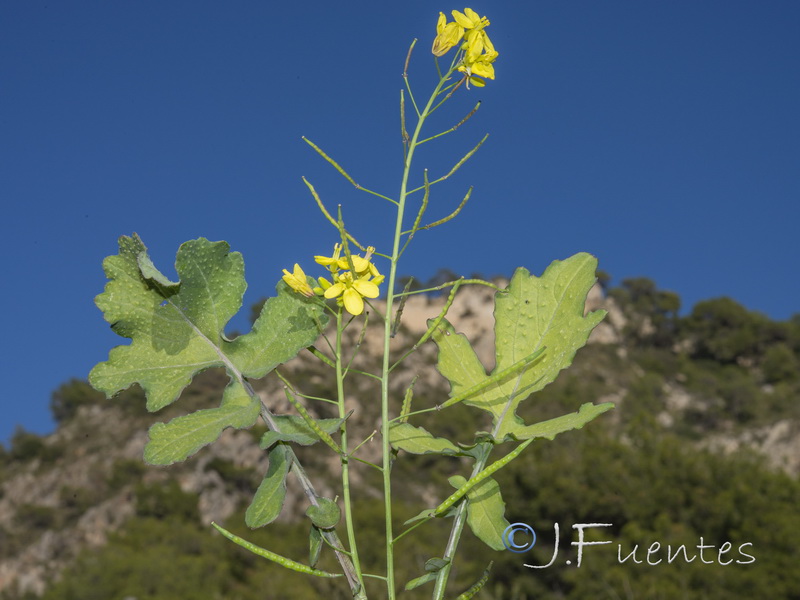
[381, 65, 457, 599]
[336, 309, 365, 591]
[432, 414, 528, 597]
[431, 443, 492, 600]
[250, 393, 363, 596]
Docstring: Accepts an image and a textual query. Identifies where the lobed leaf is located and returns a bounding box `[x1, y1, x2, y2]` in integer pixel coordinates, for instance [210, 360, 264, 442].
[508, 401, 614, 441]
[432, 253, 612, 441]
[90, 234, 328, 463]
[389, 423, 463, 456]
[144, 382, 260, 465]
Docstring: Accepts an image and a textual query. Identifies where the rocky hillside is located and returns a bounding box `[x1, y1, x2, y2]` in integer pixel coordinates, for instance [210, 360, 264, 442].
[1, 277, 798, 599]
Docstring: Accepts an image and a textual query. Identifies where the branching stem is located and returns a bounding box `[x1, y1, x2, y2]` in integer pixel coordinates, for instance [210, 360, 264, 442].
[335, 309, 365, 591]
[381, 61, 460, 599]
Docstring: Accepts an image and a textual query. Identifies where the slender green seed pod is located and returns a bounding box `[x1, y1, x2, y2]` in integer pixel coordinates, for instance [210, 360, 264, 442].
[212, 522, 341, 578]
[438, 346, 546, 409]
[455, 562, 493, 599]
[418, 279, 462, 348]
[399, 376, 419, 424]
[419, 185, 472, 230]
[302, 137, 357, 188]
[391, 287, 410, 338]
[284, 387, 343, 455]
[307, 345, 336, 369]
[434, 440, 533, 516]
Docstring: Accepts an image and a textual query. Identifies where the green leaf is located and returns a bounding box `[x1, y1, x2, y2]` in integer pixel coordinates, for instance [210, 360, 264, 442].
[260, 415, 346, 448]
[404, 557, 450, 591]
[136, 251, 179, 290]
[449, 475, 509, 551]
[403, 508, 435, 525]
[245, 444, 292, 528]
[389, 423, 462, 455]
[432, 254, 611, 441]
[89, 234, 328, 463]
[309, 525, 322, 567]
[228, 286, 329, 379]
[404, 571, 439, 591]
[424, 557, 450, 572]
[510, 401, 614, 441]
[306, 497, 341, 529]
[144, 382, 260, 465]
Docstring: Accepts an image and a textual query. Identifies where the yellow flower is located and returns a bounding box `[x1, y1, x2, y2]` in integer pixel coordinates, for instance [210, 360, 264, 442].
[432, 11, 464, 56]
[463, 27, 496, 61]
[324, 271, 380, 316]
[314, 244, 377, 274]
[282, 264, 315, 297]
[369, 265, 385, 286]
[314, 244, 343, 272]
[458, 51, 497, 80]
[451, 8, 489, 32]
[304, 244, 383, 315]
[458, 28, 498, 83]
[313, 275, 333, 296]
[432, 8, 498, 85]
[347, 246, 378, 276]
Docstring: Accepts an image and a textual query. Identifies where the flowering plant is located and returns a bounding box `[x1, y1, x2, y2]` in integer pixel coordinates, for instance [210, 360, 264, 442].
[433, 8, 498, 86]
[90, 8, 611, 599]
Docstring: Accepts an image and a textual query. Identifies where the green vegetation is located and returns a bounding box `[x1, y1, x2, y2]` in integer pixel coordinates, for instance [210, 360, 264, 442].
[23, 419, 800, 600]
[7, 427, 60, 464]
[49, 379, 106, 424]
[2, 278, 799, 599]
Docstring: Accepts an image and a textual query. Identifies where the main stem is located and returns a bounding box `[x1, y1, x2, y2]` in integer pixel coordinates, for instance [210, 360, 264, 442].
[381, 68, 456, 599]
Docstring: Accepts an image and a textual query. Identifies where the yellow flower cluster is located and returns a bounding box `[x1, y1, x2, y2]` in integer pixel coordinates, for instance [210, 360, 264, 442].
[432, 8, 498, 87]
[282, 245, 384, 316]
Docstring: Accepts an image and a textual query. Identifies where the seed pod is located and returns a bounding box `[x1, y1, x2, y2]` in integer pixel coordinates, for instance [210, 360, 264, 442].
[284, 387, 343, 455]
[212, 522, 341, 578]
[438, 347, 546, 409]
[455, 561, 493, 599]
[399, 376, 419, 424]
[433, 440, 533, 516]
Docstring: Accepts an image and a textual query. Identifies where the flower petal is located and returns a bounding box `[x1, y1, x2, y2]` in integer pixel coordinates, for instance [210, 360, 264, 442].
[349, 255, 370, 273]
[463, 8, 481, 24]
[324, 282, 345, 299]
[343, 288, 365, 315]
[284, 271, 314, 297]
[482, 31, 496, 54]
[433, 21, 464, 56]
[470, 60, 495, 79]
[353, 279, 380, 299]
[452, 9, 476, 29]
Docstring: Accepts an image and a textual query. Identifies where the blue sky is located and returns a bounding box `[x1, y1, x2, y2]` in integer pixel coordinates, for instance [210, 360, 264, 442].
[2, 1, 799, 444]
